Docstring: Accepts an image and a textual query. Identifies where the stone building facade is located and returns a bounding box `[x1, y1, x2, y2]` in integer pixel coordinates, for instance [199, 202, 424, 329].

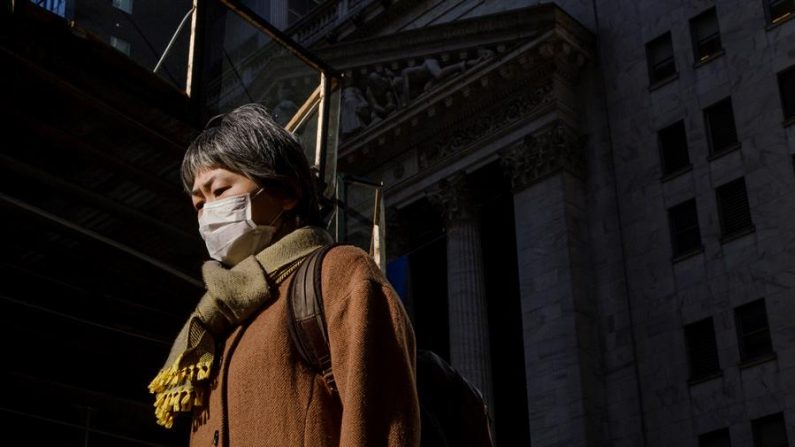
[5, 0, 795, 445]
[283, 0, 795, 446]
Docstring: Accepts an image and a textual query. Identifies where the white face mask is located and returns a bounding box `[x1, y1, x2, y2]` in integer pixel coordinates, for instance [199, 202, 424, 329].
[198, 189, 283, 266]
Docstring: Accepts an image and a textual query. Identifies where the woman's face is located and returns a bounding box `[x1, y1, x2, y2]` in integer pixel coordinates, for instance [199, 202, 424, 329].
[191, 167, 295, 225]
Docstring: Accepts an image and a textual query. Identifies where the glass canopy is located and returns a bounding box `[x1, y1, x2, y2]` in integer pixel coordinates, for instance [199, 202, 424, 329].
[25, 0, 385, 263]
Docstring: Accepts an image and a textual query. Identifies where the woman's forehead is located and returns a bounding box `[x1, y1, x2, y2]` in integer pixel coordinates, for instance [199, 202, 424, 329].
[192, 167, 251, 190]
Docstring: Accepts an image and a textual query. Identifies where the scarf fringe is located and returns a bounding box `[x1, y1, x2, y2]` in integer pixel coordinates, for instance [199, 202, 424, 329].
[148, 227, 334, 428]
[148, 354, 213, 428]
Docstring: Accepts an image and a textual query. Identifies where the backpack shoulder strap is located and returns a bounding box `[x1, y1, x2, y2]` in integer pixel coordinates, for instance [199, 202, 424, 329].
[286, 244, 339, 394]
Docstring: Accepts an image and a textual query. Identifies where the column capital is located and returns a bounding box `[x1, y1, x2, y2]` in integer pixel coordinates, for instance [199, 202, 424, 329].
[499, 121, 586, 192]
[427, 173, 479, 224]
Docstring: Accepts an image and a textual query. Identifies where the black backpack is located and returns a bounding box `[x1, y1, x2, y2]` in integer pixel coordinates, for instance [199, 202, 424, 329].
[287, 245, 495, 447]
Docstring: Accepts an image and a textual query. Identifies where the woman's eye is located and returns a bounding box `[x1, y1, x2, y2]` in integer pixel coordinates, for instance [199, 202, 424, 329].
[195, 201, 204, 212]
[213, 186, 230, 197]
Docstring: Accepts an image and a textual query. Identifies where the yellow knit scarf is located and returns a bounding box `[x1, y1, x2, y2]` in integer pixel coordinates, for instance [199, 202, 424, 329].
[148, 226, 334, 428]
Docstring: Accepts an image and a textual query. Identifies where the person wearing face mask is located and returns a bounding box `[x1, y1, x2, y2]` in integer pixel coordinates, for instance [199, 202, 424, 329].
[147, 103, 420, 447]
[198, 187, 283, 266]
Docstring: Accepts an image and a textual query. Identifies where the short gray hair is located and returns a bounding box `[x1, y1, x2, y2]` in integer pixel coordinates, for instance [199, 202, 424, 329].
[181, 103, 321, 225]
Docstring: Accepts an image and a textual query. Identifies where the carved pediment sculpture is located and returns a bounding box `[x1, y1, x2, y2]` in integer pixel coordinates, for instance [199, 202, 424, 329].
[337, 47, 497, 139]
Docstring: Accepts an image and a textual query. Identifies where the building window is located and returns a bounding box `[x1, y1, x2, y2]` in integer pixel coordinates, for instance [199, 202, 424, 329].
[659, 120, 691, 177]
[684, 318, 720, 381]
[112, 0, 133, 14]
[690, 8, 723, 63]
[646, 32, 677, 85]
[668, 199, 702, 258]
[705, 97, 739, 155]
[33, 0, 66, 17]
[766, 0, 795, 25]
[752, 413, 789, 447]
[109, 36, 131, 56]
[716, 177, 753, 240]
[778, 65, 795, 122]
[792, 154, 795, 179]
[735, 299, 774, 364]
[699, 428, 732, 447]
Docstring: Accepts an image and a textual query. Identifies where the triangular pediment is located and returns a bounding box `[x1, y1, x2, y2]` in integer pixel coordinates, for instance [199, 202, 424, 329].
[314, 4, 593, 174]
[215, 3, 593, 189]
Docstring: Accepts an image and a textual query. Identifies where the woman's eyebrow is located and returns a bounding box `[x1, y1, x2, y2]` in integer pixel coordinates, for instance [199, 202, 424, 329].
[191, 173, 219, 196]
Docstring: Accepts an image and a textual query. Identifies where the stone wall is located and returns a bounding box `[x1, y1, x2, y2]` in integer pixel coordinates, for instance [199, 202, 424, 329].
[594, 0, 795, 445]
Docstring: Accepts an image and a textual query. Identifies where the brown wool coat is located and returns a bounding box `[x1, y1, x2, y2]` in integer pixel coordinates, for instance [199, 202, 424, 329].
[190, 245, 420, 447]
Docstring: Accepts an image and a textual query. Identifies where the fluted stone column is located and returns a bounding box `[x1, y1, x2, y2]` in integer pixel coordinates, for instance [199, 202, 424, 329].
[429, 174, 494, 413]
[500, 121, 601, 447]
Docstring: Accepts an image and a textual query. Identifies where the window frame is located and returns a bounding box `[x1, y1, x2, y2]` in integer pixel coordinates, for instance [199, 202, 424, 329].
[684, 317, 721, 382]
[752, 412, 789, 447]
[698, 427, 732, 447]
[715, 177, 754, 242]
[658, 120, 692, 179]
[704, 97, 740, 157]
[646, 32, 678, 87]
[777, 65, 795, 124]
[690, 7, 724, 65]
[765, 0, 795, 26]
[668, 198, 703, 259]
[734, 299, 775, 365]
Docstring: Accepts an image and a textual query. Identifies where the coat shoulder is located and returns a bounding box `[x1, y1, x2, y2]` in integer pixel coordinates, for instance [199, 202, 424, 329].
[324, 245, 382, 277]
[320, 244, 388, 298]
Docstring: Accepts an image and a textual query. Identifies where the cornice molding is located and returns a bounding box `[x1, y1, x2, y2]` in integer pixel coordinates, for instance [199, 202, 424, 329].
[317, 5, 559, 67]
[418, 81, 556, 172]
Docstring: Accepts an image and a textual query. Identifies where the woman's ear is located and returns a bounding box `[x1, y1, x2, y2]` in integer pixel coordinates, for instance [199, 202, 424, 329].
[280, 178, 302, 211]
